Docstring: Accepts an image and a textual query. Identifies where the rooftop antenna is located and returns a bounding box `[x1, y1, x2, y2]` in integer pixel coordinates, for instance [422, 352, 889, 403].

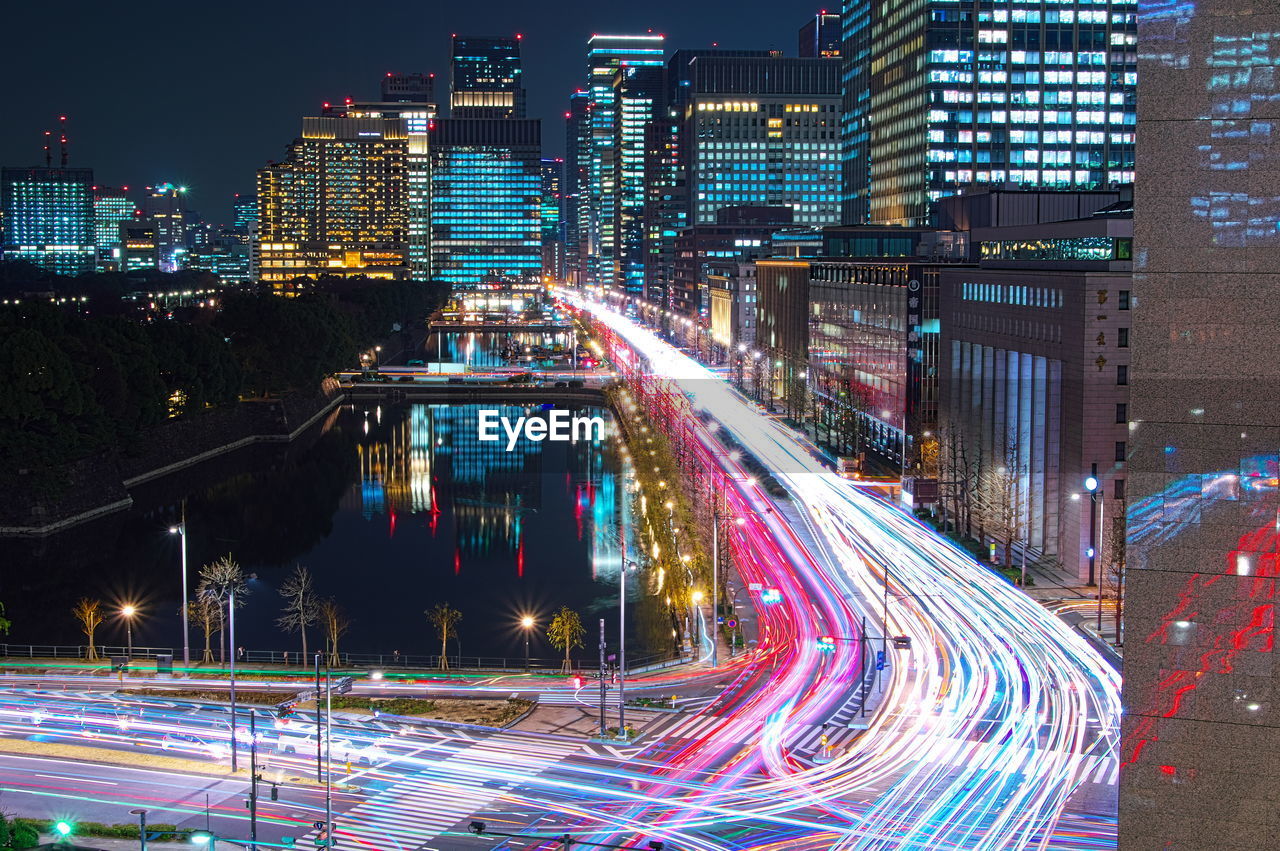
[59, 115, 68, 167]
[43, 129, 52, 167]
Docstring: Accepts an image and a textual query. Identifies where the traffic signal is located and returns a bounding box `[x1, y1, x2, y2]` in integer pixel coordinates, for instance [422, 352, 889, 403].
[817, 636, 836, 653]
[277, 704, 295, 720]
[54, 821, 73, 838]
[761, 588, 783, 604]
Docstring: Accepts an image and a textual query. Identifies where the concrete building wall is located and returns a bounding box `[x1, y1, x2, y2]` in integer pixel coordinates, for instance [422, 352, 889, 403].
[1119, 0, 1280, 846]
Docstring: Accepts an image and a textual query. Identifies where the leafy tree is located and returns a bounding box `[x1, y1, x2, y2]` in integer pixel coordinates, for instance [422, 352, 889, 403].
[547, 606, 585, 674]
[0, 602, 10, 636]
[426, 603, 462, 671]
[71, 598, 104, 660]
[318, 597, 350, 667]
[276, 565, 319, 661]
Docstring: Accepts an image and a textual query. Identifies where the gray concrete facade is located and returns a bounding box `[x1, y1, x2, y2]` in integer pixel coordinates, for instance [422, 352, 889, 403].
[1120, 0, 1280, 846]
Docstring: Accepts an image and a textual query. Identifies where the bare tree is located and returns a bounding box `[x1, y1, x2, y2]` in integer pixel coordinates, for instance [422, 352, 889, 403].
[276, 565, 319, 662]
[318, 598, 350, 667]
[1104, 504, 1127, 644]
[186, 596, 220, 663]
[426, 603, 462, 670]
[72, 598, 104, 660]
[546, 606, 586, 674]
[974, 435, 1022, 570]
[197, 555, 249, 663]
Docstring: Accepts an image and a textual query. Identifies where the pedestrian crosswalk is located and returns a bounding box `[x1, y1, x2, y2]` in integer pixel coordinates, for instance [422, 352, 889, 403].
[310, 734, 581, 848]
[789, 723, 865, 756]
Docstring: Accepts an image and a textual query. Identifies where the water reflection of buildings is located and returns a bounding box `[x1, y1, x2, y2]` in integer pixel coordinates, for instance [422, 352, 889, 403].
[348, 403, 622, 573]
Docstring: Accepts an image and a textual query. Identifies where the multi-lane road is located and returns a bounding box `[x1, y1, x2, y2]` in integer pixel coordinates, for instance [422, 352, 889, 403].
[0, 296, 1121, 849]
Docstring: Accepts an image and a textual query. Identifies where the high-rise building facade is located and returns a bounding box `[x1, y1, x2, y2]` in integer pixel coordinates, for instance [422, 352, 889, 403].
[93, 186, 134, 271]
[563, 91, 590, 286]
[644, 49, 774, 310]
[143, 183, 187, 271]
[684, 56, 843, 250]
[1120, 0, 1280, 846]
[256, 114, 410, 285]
[582, 34, 666, 289]
[232, 193, 257, 232]
[382, 72, 435, 105]
[613, 65, 665, 295]
[450, 35, 526, 119]
[1, 166, 96, 275]
[428, 118, 542, 300]
[540, 157, 565, 282]
[799, 10, 842, 58]
[840, 0, 1137, 226]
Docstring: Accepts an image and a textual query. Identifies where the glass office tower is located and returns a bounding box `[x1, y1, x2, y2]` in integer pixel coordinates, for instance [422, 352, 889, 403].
[1, 166, 96, 275]
[582, 34, 665, 289]
[841, 0, 1137, 225]
[451, 35, 526, 119]
[93, 186, 134, 271]
[428, 118, 542, 302]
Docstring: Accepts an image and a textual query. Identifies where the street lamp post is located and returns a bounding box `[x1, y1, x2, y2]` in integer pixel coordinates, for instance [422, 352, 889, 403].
[169, 518, 190, 669]
[711, 508, 719, 668]
[1085, 465, 1099, 587]
[121, 605, 136, 661]
[521, 616, 534, 672]
[130, 809, 148, 851]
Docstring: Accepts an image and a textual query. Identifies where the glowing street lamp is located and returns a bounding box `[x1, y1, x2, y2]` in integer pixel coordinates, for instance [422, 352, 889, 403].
[520, 616, 535, 672]
[121, 604, 138, 661]
[169, 520, 190, 668]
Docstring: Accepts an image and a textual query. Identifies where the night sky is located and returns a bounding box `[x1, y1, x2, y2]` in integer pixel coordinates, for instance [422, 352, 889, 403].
[2, 0, 814, 223]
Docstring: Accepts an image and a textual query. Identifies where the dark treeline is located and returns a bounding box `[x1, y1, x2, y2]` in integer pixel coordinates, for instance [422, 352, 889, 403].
[0, 265, 449, 476]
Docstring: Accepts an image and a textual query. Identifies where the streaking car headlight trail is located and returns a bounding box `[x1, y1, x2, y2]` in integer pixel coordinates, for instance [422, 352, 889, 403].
[561, 290, 1120, 850]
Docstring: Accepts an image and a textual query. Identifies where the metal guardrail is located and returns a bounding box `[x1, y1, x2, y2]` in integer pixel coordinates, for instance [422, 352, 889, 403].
[0, 644, 683, 674]
[0, 644, 174, 660]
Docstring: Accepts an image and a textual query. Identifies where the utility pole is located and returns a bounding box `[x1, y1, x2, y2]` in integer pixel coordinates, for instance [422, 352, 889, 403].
[228, 589, 237, 772]
[597, 619, 606, 737]
[619, 538, 627, 736]
[324, 658, 333, 848]
[711, 507, 719, 668]
[248, 709, 258, 849]
[314, 653, 322, 782]
[860, 615, 868, 718]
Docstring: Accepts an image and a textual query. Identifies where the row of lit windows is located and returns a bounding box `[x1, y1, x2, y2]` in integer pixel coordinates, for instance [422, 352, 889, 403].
[961, 281, 1064, 308]
[979, 237, 1132, 262]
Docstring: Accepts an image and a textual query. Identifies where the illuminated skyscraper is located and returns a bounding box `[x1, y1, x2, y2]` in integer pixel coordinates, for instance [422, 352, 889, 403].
[232, 193, 257, 232]
[581, 33, 666, 289]
[1, 166, 95, 275]
[143, 183, 187, 271]
[93, 185, 134, 271]
[799, 10, 842, 58]
[428, 117, 542, 302]
[450, 35, 525, 119]
[840, 0, 1137, 225]
[256, 113, 410, 286]
[613, 65, 664, 295]
[643, 49, 772, 310]
[540, 157, 565, 282]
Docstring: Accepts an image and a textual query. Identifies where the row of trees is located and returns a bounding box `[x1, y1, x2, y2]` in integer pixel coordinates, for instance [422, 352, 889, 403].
[67, 560, 352, 665]
[0, 272, 448, 480]
[427, 603, 586, 672]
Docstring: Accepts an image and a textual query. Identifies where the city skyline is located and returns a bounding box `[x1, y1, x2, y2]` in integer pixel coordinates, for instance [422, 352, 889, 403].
[0, 1, 812, 221]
